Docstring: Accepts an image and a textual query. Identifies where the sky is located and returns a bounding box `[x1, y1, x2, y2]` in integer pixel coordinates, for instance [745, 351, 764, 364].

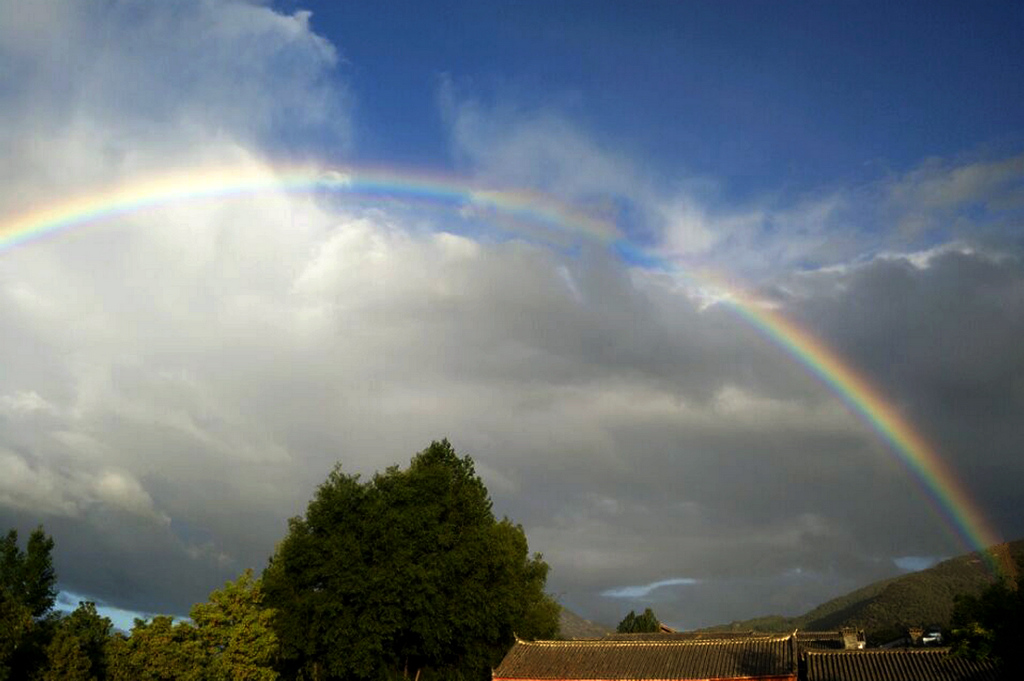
[1, 0, 1022, 631]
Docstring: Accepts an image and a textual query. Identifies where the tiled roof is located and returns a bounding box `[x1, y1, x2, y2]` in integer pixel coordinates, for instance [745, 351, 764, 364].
[804, 649, 1001, 681]
[493, 635, 798, 680]
[794, 632, 848, 651]
[600, 630, 854, 651]
[601, 631, 764, 641]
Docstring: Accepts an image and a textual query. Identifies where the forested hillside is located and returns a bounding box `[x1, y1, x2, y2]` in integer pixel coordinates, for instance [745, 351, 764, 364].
[704, 540, 1023, 644]
[557, 608, 613, 639]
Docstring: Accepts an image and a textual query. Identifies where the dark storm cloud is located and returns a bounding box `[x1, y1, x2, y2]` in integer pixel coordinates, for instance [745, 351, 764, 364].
[790, 249, 1024, 538]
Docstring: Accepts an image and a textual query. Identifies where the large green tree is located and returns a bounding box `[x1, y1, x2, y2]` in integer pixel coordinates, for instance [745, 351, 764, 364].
[190, 569, 279, 681]
[263, 439, 559, 681]
[0, 527, 58, 680]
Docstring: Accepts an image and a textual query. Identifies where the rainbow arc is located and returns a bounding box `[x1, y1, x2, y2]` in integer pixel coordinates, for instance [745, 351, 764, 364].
[0, 163, 1006, 575]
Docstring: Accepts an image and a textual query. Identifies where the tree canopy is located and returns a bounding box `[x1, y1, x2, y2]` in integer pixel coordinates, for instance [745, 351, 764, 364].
[0, 527, 58, 679]
[108, 571, 279, 681]
[262, 439, 559, 680]
[950, 560, 1023, 677]
[616, 608, 661, 634]
[0, 527, 57, 619]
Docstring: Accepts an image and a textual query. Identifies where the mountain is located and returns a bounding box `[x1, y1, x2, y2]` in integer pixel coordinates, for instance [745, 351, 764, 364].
[702, 540, 1023, 645]
[558, 607, 613, 639]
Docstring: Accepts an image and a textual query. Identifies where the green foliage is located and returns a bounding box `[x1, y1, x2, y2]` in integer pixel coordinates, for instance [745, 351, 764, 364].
[950, 559, 1023, 676]
[263, 439, 559, 681]
[107, 572, 281, 681]
[0, 527, 57, 618]
[190, 569, 279, 681]
[107, 616, 208, 681]
[0, 525, 282, 681]
[616, 608, 660, 633]
[0, 597, 32, 681]
[41, 626, 94, 681]
[40, 602, 113, 681]
[0, 527, 58, 679]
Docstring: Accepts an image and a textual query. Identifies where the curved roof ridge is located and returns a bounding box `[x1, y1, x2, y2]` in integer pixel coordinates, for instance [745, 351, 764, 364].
[806, 647, 954, 654]
[519, 633, 795, 647]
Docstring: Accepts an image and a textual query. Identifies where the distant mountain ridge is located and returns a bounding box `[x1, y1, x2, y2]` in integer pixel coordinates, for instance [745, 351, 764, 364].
[700, 540, 1023, 645]
[558, 607, 613, 639]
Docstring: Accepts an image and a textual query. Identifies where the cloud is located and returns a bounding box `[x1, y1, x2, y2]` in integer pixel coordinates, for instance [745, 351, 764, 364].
[436, 81, 1024, 282]
[0, 449, 167, 524]
[893, 556, 943, 573]
[0, 390, 56, 415]
[602, 578, 701, 599]
[1, 1, 1021, 631]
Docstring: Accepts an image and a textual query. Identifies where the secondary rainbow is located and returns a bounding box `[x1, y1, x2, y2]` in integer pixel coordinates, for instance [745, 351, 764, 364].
[0, 163, 1005, 574]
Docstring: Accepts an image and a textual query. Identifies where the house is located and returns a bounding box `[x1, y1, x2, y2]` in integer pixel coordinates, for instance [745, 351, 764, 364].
[598, 629, 865, 651]
[493, 633, 1001, 681]
[803, 648, 1000, 681]
[493, 634, 799, 681]
[795, 629, 865, 651]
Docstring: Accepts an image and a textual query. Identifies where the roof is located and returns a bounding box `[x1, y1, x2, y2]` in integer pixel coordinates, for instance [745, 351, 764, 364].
[793, 631, 851, 651]
[804, 649, 1002, 681]
[493, 635, 798, 680]
[601, 631, 764, 642]
[600, 630, 857, 651]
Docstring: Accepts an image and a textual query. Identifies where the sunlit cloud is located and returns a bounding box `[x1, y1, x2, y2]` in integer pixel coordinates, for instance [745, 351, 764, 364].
[602, 578, 702, 599]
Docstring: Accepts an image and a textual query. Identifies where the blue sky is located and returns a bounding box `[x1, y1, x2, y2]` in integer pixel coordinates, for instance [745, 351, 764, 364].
[1, 0, 1023, 631]
[296, 0, 1023, 196]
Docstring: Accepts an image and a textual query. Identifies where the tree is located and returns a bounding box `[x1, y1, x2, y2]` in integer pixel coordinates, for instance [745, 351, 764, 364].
[106, 571, 280, 681]
[190, 569, 279, 681]
[107, 616, 208, 681]
[263, 439, 559, 681]
[0, 527, 57, 618]
[40, 601, 113, 681]
[0, 597, 32, 681]
[616, 608, 660, 633]
[0, 527, 58, 679]
[40, 627, 93, 681]
[950, 560, 1023, 676]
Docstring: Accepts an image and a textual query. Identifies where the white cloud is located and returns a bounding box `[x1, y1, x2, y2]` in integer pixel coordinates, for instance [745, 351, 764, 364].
[0, 449, 166, 523]
[602, 577, 701, 599]
[439, 81, 1024, 283]
[92, 471, 169, 525]
[888, 154, 1024, 211]
[0, 390, 56, 416]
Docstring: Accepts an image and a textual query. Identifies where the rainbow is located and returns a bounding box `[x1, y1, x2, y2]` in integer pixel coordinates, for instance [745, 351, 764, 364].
[0, 163, 1005, 575]
[696, 278, 1007, 576]
[0, 164, 618, 254]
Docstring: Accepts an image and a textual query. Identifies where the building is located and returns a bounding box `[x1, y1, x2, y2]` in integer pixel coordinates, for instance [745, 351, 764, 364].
[493, 634, 799, 681]
[493, 634, 1001, 681]
[804, 648, 1000, 681]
